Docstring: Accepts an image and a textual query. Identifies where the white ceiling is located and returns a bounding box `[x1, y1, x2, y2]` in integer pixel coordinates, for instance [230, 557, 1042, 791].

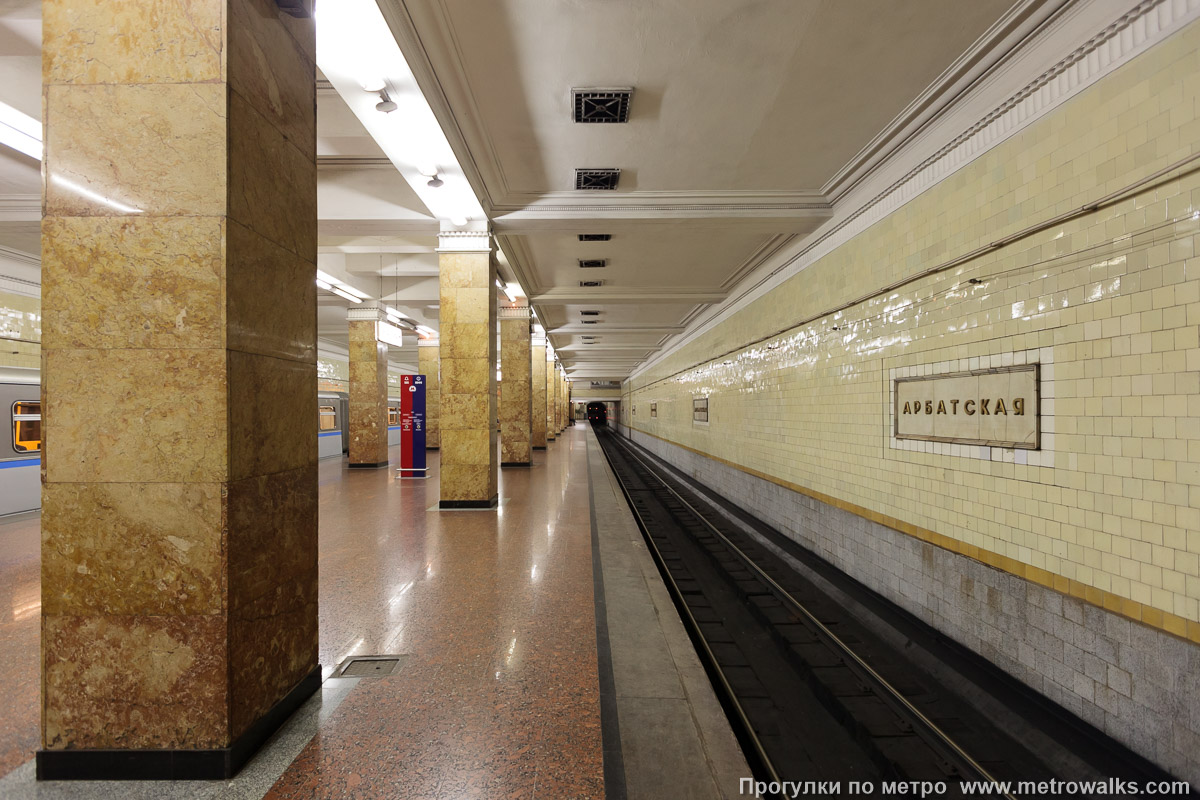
[386, 0, 1034, 381]
[0, 0, 1057, 383]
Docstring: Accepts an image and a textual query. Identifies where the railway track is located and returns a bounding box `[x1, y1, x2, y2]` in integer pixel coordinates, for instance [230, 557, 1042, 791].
[593, 427, 1171, 799]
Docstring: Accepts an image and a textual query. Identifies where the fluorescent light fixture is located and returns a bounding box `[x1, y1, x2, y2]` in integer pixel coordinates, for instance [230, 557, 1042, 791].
[502, 284, 517, 302]
[317, 1, 486, 226]
[0, 101, 40, 160]
[386, 306, 407, 321]
[331, 287, 362, 304]
[316, 279, 333, 290]
[416, 324, 437, 338]
[50, 175, 141, 214]
[338, 284, 370, 300]
[316, 270, 340, 283]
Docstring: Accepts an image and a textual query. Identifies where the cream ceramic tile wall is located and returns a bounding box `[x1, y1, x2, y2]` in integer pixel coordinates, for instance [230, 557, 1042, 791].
[628, 21, 1200, 630]
[0, 290, 41, 370]
[317, 355, 347, 393]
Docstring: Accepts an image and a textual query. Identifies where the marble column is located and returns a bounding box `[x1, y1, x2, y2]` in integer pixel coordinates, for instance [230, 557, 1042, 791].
[499, 304, 532, 467]
[556, 364, 565, 432]
[531, 335, 547, 450]
[418, 339, 440, 449]
[39, 0, 318, 780]
[348, 306, 389, 468]
[438, 228, 498, 508]
[545, 349, 557, 443]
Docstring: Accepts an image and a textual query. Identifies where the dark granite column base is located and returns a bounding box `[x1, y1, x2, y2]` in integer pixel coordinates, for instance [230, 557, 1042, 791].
[533, 446, 547, 451]
[348, 461, 389, 469]
[439, 496, 499, 510]
[501, 461, 532, 467]
[36, 665, 322, 781]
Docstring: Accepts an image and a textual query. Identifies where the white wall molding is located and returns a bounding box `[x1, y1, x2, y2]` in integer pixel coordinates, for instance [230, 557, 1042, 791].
[632, 0, 1200, 384]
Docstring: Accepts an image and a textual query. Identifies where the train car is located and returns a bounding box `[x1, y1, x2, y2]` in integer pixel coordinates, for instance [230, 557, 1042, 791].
[587, 401, 608, 426]
[318, 391, 349, 459]
[0, 367, 41, 516]
[388, 397, 402, 446]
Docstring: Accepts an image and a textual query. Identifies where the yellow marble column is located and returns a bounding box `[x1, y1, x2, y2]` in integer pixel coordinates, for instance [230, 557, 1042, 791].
[556, 364, 565, 432]
[39, 0, 318, 780]
[418, 339, 440, 449]
[348, 306, 389, 468]
[531, 335, 547, 450]
[438, 228, 498, 508]
[545, 348, 557, 443]
[499, 304, 532, 467]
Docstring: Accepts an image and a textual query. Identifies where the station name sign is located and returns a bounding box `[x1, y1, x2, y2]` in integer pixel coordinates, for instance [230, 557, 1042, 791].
[894, 365, 1039, 449]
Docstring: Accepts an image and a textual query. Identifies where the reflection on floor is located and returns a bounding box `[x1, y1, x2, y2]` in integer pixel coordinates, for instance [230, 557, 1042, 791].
[0, 427, 604, 799]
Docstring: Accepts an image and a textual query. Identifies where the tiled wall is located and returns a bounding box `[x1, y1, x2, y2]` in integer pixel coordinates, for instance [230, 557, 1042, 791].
[625, 428, 1200, 783]
[623, 18, 1200, 779]
[0, 290, 41, 370]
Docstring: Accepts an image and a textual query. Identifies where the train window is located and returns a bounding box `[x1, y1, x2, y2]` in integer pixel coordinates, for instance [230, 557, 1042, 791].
[12, 401, 40, 453]
[650, 403, 657, 418]
[692, 397, 708, 424]
[388, 407, 400, 425]
[318, 405, 337, 431]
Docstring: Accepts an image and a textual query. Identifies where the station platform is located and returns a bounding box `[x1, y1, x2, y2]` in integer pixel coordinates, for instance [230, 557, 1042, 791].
[0, 425, 746, 799]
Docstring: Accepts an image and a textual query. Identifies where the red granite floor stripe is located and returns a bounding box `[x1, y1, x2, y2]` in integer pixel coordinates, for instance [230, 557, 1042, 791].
[266, 427, 603, 800]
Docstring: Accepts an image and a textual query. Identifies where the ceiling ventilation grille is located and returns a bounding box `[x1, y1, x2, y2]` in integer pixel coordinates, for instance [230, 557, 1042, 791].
[578, 234, 612, 242]
[572, 89, 633, 123]
[580, 310, 600, 316]
[575, 169, 620, 190]
[579, 280, 604, 288]
[581, 320, 599, 324]
[578, 259, 607, 269]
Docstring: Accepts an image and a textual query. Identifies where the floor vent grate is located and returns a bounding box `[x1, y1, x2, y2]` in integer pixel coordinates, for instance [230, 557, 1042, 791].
[338, 655, 409, 678]
[572, 89, 633, 123]
[575, 168, 620, 190]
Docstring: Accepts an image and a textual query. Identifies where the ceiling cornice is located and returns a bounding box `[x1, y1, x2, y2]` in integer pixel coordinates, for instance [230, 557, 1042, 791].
[494, 233, 542, 296]
[317, 156, 396, 169]
[0, 245, 39, 268]
[378, 0, 502, 215]
[530, 288, 726, 304]
[820, 0, 1072, 203]
[0, 195, 39, 221]
[632, 0, 1200, 384]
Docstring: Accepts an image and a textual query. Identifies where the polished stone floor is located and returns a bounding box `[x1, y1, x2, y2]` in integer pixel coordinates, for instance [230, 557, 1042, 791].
[0, 427, 605, 799]
[0, 424, 749, 799]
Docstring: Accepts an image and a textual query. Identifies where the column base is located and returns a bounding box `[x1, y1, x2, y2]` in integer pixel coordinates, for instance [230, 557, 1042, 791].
[425, 446, 440, 451]
[348, 461, 389, 469]
[532, 446, 547, 451]
[36, 665, 321, 781]
[501, 461, 532, 468]
[439, 496, 499, 510]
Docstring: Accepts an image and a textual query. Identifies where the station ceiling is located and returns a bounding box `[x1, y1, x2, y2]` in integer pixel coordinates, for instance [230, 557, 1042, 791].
[0, 0, 1057, 381]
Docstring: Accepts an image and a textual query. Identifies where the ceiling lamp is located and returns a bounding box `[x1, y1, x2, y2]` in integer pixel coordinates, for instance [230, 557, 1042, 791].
[360, 76, 386, 93]
[375, 91, 397, 113]
[426, 173, 443, 188]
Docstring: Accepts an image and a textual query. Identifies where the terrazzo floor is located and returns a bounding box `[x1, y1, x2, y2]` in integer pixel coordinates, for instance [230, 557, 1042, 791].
[0, 425, 605, 799]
